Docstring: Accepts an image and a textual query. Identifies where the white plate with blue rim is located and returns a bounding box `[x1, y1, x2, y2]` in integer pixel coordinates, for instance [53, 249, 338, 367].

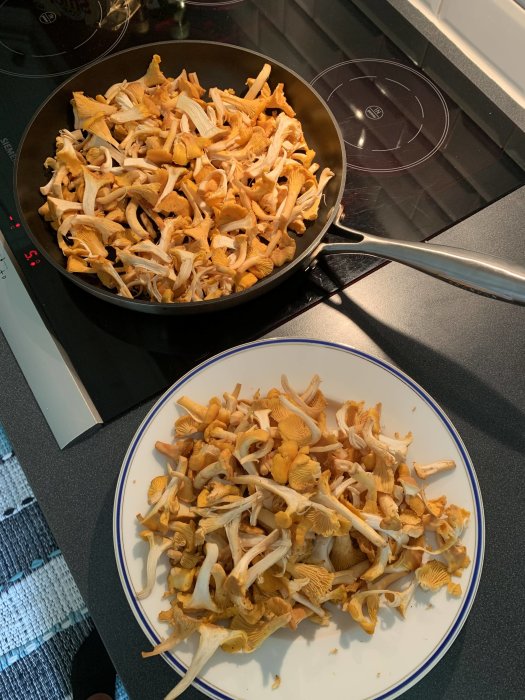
[113, 337, 484, 700]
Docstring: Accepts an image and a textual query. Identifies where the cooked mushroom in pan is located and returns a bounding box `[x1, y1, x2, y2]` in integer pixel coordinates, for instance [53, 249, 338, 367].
[38, 55, 334, 303]
[138, 374, 470, 699]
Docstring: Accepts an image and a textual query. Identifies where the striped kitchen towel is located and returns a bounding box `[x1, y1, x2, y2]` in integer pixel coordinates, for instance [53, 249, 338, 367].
[0, 423, 128, 700]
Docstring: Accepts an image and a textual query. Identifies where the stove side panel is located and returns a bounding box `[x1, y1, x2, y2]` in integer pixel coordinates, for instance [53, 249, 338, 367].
[0, 232, 102, 448]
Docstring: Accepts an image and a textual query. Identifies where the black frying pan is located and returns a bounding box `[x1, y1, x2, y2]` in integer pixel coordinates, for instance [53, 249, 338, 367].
[16, 41, 525, 314]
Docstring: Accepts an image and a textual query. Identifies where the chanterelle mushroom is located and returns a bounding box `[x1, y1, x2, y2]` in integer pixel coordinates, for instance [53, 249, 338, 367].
[165, 624, 248, 700]
[414, 460, 456, 479]
[183, 541, 220, 612]
[39, 55, 334, 303]
[137, 373, 471, 695]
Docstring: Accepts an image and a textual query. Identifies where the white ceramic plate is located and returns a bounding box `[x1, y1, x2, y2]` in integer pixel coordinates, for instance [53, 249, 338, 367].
[113, 338, 484, 700]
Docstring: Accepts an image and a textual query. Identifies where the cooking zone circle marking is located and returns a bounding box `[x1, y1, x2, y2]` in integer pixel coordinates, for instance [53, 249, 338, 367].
[0, 0, 129, 78]
[312, 59, 449, 172]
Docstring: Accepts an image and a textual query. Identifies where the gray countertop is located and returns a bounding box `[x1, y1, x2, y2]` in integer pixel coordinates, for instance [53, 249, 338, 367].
[1, 187, 525, 699]
[388, 0, 525, 132]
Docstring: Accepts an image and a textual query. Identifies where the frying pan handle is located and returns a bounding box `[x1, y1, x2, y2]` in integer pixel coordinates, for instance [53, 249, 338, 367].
[312, 219, 525, 305]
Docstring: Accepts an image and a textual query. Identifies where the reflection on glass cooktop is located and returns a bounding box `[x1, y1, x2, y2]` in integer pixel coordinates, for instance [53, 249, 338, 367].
[0, 0, 523, 424]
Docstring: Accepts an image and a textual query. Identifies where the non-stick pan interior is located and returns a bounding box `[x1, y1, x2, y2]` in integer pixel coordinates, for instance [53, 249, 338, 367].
[16, 41, 345, 313]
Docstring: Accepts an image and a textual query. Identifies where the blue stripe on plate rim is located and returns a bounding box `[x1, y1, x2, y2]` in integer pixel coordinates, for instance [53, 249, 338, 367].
[113, 337, 484, 700]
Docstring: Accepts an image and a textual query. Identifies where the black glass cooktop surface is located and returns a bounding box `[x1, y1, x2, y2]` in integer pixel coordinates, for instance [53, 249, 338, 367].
[1, 0, 524, 424]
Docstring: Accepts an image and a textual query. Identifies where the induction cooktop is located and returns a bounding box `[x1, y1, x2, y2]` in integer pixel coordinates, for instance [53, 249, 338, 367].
[1, 0, 524, 446]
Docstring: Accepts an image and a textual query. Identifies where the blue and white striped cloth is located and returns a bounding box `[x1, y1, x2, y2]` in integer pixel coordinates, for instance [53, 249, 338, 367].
[0, 424, 128, 699]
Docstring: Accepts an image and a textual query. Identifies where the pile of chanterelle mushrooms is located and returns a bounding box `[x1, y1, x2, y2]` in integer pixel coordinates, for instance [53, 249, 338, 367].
[137, 373, 470, 699]
[38, 55, 334, 303]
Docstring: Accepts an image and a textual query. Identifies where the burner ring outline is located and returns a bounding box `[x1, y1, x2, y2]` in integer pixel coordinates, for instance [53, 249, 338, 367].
[311, 58, 450, 173]
[185, 0, 244, 5]
[0, 0, 129, 78]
